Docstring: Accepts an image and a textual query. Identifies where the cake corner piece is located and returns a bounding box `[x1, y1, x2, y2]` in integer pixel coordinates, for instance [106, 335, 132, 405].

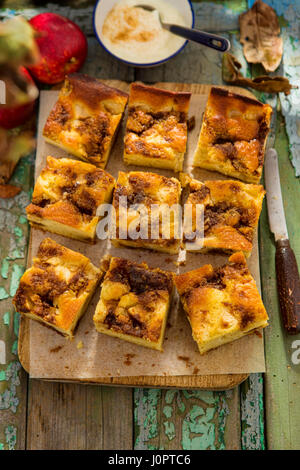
[182, 174, 265, 256]
[26, 155, 115, 243]
[13, 237, 101, 338]
[43, 73, 128, 168]
[193, 86, 272, 183]
[174, 251, 268, 354]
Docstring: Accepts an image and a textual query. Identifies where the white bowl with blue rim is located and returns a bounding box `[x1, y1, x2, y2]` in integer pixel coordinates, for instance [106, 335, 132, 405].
[93, 0, 195, 67]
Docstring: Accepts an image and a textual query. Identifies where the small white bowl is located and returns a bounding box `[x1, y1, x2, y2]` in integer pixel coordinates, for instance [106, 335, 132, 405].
[93, 0, 194, 67]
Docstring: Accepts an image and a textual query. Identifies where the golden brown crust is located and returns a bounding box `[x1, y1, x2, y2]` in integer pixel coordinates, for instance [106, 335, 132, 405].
[129, 82, 191, 113]
[175, 252, 268, 354]
[26, 156, 115, 241]
[13, 238, 101, 337]
[111, 171, 182, 253]
[124, 83, 191, 171]
[181, 174, 265, 256]
[43, 74, 128, 168]
[66, 73, 129, 110]
[93, 256, 174, 348]
[193, 87, 272, 183]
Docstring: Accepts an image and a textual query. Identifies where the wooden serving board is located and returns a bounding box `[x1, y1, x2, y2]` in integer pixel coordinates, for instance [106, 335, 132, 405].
[18, 81, 266, 390]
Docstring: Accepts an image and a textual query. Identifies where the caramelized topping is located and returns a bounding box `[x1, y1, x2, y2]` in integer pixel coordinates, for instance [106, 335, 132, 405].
[108, 258, 173, 295]
[127, 107, 186, 136]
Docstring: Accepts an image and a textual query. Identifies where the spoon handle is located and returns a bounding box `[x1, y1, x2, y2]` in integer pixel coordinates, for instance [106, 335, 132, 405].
[163, 24, 230, 52]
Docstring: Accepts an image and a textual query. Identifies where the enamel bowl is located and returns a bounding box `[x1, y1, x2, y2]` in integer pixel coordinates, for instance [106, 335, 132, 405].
[93, 0, 194, 67]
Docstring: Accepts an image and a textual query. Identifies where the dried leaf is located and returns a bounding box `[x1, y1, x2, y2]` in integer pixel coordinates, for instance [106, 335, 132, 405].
[0, 184, 21, 198]
[0, 128, 35, 183]
[239, 0, 283, 72]
[222, 53, 296, 95]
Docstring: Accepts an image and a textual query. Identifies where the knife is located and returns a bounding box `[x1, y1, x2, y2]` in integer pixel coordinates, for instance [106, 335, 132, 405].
[265, 102, 300, 334]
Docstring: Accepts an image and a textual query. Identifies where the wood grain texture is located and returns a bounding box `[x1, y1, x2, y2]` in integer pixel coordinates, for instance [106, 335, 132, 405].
[26, 381, 133, 450]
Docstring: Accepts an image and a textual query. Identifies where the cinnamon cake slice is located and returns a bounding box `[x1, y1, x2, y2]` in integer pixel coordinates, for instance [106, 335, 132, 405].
[193, 87, 272, 183]
[94, 256, 174, 351]
[13, 238, 102, 338]
[124, 82, 191, 172]
[180, 174, 265, 256]
[26, 156, 115, 242]
[111, 170, 182, 254]
[175, 252, 268, 354]
[43, 73, 128, 168]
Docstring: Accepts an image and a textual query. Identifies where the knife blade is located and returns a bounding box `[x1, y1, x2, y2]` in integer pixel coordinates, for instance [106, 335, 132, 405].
[265, 148, 288, 241]
[265, 109, 300, 335]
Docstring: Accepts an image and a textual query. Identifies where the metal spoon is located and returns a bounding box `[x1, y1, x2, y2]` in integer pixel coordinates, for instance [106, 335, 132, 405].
[136, 5, 230, 52]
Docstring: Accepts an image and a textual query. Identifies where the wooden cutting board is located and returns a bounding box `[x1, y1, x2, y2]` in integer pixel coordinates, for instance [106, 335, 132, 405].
[18, 81, 266, 390]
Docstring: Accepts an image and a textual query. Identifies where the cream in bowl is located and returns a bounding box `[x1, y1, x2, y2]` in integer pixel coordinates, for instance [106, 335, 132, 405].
[94, 0, 194, 66]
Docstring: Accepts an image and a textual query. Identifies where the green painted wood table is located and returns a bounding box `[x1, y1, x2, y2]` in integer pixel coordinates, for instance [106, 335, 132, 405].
[0, 0, 299, 451]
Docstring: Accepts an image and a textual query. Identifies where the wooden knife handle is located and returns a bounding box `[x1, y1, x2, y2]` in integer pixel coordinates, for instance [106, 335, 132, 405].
[275, 239, 300, 334]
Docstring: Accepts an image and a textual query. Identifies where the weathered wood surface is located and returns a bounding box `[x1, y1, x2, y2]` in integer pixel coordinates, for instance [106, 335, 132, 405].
[0, 0, 298, 450]
[26, 381, 133, 450]
[260, 107, 300, 450]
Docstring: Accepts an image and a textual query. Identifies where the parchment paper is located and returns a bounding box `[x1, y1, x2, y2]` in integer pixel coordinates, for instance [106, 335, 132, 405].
[28, 88, 266, 379]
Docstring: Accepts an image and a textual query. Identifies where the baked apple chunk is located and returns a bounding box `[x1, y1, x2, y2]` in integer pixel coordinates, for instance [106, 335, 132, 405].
[94, 256, 174, 351]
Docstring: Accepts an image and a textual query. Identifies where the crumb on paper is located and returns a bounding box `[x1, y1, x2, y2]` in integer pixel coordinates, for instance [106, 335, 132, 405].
[187, 115, 196, 131]
[77, 340, 84, 349]
[50, 345, 63, 353]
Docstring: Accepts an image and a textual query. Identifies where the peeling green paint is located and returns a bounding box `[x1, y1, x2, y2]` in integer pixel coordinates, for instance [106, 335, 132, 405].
[18, 215, 27, 225]
[13, 312, 19, 338]
[3, 312, 10, 326]
[215, 392, 230, 450]
[5, 425, 16, 450]
[13, 227, 23, 238]
[162, 406, 173, 419]
[134, 389, 162, 450]
[9, 264, 24, 297]
[182, 404, 216, 450]
[0, 361, 21, 412]
[134, 388, 233, 450]
[11, 341, 17, 356]
[0, 288, 9, 300]
[164, 421, 175, 441]
[164, 390, 176, 405]
[176, 394, 185, 414]
[241, 374, 265, 450]
[1, 259, 9, 279]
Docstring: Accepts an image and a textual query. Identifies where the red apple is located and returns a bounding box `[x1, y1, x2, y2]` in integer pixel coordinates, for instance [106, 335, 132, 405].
[0, 67, 38, 129]
[28, 13, 88, 84]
